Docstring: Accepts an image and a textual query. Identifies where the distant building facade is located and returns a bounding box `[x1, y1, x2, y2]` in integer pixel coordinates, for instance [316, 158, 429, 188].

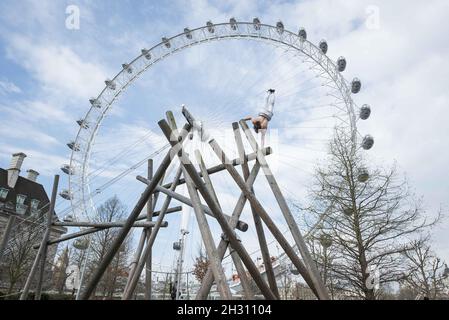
[0, 152, 66, 293]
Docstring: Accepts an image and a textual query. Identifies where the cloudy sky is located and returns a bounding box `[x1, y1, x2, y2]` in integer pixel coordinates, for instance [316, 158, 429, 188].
[1, 0, 448, 282]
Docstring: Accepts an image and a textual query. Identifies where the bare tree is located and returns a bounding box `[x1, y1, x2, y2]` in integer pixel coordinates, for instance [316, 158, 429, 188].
[401, 238, 448, 299]
[79, 196, 131, 299]
[1, 214, 43, 294]
[52, 245, 71, 294]
[192, 247, 209, 282]
[301, 129, 438, 300]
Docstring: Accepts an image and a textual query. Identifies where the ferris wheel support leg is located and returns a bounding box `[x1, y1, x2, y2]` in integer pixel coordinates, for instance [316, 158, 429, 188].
[239, 120, 330, 300]
[20, 175, 59, 300]
[159, 120, 277, 300]
[196, 162, 261, 300]
[195, 150, 255, 300]
[232, 122, 280, 299]
[80, 123, 191, 300]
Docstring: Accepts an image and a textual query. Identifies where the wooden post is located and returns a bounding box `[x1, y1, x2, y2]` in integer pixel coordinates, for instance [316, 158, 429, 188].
[196, 162, 260, 299]
[159, 120, 277, 300]
[195, 150, 255, 300]
[145, 159, 153, 300]
[0, 215, 16, 262]
[80, 123, 191, 300]
[122, 166, 183, 299]
[232, 122, 280, 299]
[124, 229, 147, 294]
[208, 139, 320, 298]
[20, 174, 59, 300]
[183, 166, 233, 299]
[239, 120, 329, 300]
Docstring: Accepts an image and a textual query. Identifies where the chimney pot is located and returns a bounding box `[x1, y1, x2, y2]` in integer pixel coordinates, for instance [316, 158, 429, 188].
[26, 169, 39, 182]
[7, 152, 27, 188]
[9, 152, 27, 170]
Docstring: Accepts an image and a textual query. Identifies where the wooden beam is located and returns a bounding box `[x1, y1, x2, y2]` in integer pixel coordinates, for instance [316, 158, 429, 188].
[232, 122, 280, 299]
[137, 176, 249, 232]
[80, 123, 191, 300]
[159, 119, 277, 300]
[239, 120, 329, 300]
[208, 138, 320, 299]
[162, 147, 272, 189]
[195, 150, 255, 300]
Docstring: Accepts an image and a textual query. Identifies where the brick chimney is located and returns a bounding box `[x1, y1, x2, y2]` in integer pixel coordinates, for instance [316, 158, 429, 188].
[26, 169, 39, 182]
[7, 152, 27, 188]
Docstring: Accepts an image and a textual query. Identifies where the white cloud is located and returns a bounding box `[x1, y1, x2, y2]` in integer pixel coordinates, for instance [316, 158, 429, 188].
[5, 35, 108, 99]
[0, 79, 21, 95]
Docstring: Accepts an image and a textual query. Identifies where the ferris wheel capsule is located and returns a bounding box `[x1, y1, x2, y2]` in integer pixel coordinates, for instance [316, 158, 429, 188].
[206, 21, 214, 33]
[59, 189, 73, 200]
[359, 104, 371, 120]
[298, 27, 307, 40]
[351, 77, 361, 94]
[105, 79, 116, 90]
[162, 37, 171, 48]
[63, 214, 74, 222]
[122, 63, 133, 74]
[61, 164, 74, 175]
[230, 17, 237, 30]
[73, 238, 89, 250]
[141, 48, 151, 60]
[89, 97, 101, 108]
[343, 207, 354, 216]
[319, 39, 328, 54]
[361, 135, 374, 150]
[253, 17, 261, 30]
[276, 21, 284, 34]
[319, 234, 332, 248]
[76, 119, 89, 128]
[67, 141, 80, 151]
[184, 28, 193, 39]
[357, 168, 370, 182]
[337, 56, 347, 72]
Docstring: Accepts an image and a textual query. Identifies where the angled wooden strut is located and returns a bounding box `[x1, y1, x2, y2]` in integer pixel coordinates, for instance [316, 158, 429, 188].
[20, 175, 59, 300]
[195, 150, 255, 300]
[208, 139, 321, 299]
[136, 177, 249, 232]
[159, 119, 277, 300]
[232, 122, 280, 299]
[239, 120, 329, 300]
[196, 161, 261, 299]
[81, 123, 191, 300]
[183, 166, 233, 299]
[123, 166, 183, 299]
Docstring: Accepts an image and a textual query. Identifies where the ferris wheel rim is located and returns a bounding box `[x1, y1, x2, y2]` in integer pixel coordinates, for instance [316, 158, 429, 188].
[67, 20, 359, 220]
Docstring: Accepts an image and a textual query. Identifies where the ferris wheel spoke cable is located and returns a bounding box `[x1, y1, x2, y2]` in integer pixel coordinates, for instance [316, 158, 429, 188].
[87, 130, 164, 179]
